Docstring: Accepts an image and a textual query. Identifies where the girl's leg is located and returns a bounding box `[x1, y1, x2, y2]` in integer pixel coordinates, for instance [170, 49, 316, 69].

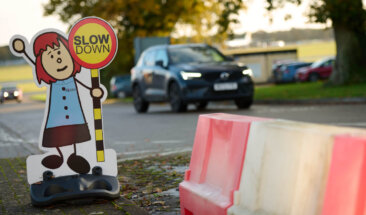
[67, 144, 90, 174]
[56, 146, 63, 158]
[41, 147, 64, 169]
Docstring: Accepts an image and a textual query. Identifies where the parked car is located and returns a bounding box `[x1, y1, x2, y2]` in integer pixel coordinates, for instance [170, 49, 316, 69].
[0, 86, 23, 103]
[131, 44, 254, 113]
[110, 75, 132, 98]
[274, 61, 312, 83]
[296, 57, 335, 82]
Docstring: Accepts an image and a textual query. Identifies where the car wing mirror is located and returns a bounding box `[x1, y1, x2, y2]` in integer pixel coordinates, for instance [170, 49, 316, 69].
[155, 60, 164, 68]
[225, 55, 235, 61]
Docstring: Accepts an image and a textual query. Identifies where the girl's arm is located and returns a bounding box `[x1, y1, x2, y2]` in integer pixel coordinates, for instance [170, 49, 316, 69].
[12, 38, 35, 65]
[75, 78, 104, 99]
[23, 52, 35, 65]
[75, 78, 92, 90]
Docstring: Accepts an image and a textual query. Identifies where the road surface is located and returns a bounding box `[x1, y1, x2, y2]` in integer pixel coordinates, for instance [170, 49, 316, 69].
[0, 99, 365, 159]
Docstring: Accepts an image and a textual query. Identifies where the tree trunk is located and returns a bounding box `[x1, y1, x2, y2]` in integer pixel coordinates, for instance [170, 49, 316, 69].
[330, 23, 366, 85]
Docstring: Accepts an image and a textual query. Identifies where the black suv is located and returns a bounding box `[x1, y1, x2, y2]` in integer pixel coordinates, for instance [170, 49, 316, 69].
[131, 44, 254, 113]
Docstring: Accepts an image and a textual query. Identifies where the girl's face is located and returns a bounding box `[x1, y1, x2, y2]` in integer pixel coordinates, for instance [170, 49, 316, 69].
[41, 40, 74, 80]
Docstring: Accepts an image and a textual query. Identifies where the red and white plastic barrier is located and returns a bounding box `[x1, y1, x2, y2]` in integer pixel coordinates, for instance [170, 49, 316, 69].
[322, 135, 366, 215]
[180, 114, 366, 215]
[179, 113, 268, 215]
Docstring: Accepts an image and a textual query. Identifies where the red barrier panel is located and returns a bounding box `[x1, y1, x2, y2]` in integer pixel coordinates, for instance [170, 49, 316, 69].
[179, 113, 268, 215]
[322, 135, 366, 215]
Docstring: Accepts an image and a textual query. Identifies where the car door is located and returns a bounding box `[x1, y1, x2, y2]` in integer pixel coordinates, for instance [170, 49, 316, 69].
[319, 59, 333, 78]
[323, 59, 334, 78]
[152, 48, 169, 99]
[141, 50, 155, 97]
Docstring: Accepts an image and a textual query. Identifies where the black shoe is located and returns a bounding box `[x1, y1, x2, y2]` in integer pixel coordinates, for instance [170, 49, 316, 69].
[42, 155, 63, 169]
[67, 153, 90, 174]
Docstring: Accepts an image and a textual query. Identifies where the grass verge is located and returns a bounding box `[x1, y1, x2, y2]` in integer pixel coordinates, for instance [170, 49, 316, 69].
[0, 65, 33, 82]
[255, 82, 366, 100]
[17, 82, 46, 93]
[30, 94, 46, 102]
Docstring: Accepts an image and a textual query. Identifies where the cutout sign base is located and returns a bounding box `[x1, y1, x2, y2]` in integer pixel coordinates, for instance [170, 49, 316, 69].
[30, 173, 119, 206]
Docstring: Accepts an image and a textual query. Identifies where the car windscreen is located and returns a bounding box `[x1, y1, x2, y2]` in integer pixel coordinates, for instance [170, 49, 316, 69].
[310, 58, 332, 68]
[117, 76, 130, 81]
[1, 87, 17, 91]
[168, 46, 225, 64]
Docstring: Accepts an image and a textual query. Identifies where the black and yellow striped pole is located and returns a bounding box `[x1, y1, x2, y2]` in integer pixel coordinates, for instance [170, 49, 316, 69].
[91, 69, 104, 162]
[69, 17, 118, 163]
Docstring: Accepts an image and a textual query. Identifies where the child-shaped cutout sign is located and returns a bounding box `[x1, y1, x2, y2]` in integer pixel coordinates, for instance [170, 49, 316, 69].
[10, 17, 119, 205]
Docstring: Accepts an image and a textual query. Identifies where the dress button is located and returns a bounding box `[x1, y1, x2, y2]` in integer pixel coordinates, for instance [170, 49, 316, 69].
[62, 96, 66, 100]
[64, 106, 68, 110]
[62, 87, 65, 91]
[66, 115, 69, 119]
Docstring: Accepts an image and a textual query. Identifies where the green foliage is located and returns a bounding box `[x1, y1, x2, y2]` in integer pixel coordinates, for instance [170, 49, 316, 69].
[266, 0, 366, 32]
[266, 0, 366, 85]
[0, 46, 18, 62]
[308, 0, 366, 32]
[44, 0, 243, 86]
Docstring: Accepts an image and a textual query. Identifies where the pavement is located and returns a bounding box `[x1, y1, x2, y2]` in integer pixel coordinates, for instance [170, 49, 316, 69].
[0, 152, 191, 215]
[0, 157, 150, 215]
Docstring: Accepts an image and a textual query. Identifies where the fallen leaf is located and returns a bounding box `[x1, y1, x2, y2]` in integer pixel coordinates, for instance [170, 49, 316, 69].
[152, 201, 165, 206]
[154, 188, 162, 193]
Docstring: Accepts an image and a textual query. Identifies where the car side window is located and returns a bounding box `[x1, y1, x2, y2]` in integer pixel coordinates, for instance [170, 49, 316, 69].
[328, 60, 334, 66]
[322, 59, 333, 67]
[136, 53, 144, 66]
[155, 49, 168, 67]
[144, 51, 155, 66]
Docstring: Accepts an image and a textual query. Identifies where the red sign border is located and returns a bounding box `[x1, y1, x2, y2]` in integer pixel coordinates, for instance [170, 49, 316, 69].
[69, 17, 117, 69]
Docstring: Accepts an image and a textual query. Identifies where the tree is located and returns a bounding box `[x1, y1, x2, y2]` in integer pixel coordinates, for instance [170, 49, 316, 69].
[266, 0, 366, 85]
[44, 0, 243, 86]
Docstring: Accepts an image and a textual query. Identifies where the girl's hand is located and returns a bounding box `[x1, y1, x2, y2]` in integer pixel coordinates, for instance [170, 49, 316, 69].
[91, 87, 104, 98]
[12, 38, 25, 53]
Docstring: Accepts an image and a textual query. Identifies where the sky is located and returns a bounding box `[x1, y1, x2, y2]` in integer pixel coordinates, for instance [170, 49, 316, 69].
[233, 0, 329, 34]
[0, 0, 68, 47]
[0, 0, 331, 47]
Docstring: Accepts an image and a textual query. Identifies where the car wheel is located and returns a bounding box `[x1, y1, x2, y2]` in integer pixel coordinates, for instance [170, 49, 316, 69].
[169, 82, 187, 112]
[195, 101, 208, 110]
[309, 73, 318, 82]
[133, 86, 149, 113]
[235, 96, 253, 109]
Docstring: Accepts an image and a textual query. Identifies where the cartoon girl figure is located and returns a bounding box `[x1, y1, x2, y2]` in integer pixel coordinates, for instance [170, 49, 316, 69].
[12, 32, 103, 174]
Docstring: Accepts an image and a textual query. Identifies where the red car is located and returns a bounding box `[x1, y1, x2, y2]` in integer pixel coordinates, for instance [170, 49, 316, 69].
[296, 57, 334, 82]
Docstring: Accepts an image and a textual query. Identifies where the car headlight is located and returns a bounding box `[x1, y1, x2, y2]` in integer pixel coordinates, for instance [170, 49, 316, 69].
[242, 68, 253, 77]
[14, 91, 19, 97]
[3, 92, 8, 98]
[180, 71, 202, 80]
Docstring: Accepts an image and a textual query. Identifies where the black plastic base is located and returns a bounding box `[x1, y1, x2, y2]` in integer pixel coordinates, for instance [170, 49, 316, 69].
[30, 170, 120, 206]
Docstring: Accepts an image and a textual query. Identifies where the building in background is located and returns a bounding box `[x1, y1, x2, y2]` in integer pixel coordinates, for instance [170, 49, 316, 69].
[222, 40, 336, 84]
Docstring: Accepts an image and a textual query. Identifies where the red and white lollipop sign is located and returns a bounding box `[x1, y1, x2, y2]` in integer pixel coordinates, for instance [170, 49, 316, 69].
[69, 17, 117, 69]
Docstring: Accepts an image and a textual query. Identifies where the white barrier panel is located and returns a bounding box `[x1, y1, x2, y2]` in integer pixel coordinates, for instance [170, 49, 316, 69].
[228, 120, 366, 215]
